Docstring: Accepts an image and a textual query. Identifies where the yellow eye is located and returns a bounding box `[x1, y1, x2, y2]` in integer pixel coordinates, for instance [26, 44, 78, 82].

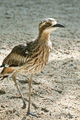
[46, 23, 51, 27]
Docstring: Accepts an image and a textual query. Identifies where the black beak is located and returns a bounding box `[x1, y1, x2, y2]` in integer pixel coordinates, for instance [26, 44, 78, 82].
[53, 24, 65, 28]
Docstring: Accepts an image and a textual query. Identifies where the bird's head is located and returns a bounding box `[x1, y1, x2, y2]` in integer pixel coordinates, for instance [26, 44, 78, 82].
[39, 18, 64, 35]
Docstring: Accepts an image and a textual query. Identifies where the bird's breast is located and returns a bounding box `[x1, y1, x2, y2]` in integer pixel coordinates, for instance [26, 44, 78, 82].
[18, 44, 50, 74]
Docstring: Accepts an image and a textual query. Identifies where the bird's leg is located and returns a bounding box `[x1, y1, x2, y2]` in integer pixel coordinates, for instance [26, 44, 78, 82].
[27, 74, 33, 115]
[12, 70, 26, 109]
[26, 74, 39, 118]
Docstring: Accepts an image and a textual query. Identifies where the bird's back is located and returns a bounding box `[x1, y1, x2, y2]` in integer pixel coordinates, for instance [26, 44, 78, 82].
[0, 40, 50, 76]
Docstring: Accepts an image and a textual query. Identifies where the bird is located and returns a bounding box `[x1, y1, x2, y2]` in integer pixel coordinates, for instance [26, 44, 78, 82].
[0, 18, 64, 116]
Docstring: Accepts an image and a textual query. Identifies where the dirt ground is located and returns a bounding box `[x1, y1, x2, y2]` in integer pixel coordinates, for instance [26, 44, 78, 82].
[0, 0, 80, 120]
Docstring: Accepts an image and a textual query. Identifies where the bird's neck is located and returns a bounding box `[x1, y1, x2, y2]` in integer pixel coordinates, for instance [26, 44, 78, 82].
[35, 32, 52, 50]
[38, 31, 50, 43]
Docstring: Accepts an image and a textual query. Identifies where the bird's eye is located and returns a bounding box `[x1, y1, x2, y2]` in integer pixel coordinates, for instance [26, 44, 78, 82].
[46, 23, 51, 27]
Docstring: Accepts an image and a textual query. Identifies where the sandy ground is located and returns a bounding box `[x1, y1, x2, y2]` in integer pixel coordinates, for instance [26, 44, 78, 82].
[0, 0, 80, 120]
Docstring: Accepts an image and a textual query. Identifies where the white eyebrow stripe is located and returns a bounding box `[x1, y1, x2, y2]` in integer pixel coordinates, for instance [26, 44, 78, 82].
[52, 21, 57, 26]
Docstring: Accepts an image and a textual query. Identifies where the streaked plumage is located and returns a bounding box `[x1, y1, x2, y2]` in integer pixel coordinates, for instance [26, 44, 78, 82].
[1, 38, 50, 75]
[0, 18, 64, 116]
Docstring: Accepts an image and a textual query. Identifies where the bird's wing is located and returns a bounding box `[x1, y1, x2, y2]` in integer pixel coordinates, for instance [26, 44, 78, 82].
[2, 43, 32, 67]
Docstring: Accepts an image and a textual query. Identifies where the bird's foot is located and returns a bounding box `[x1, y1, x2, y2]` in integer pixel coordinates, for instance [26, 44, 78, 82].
[22, 101, 26, 109]
[21, 113, 40, 120]
[27, 112, 39, 118]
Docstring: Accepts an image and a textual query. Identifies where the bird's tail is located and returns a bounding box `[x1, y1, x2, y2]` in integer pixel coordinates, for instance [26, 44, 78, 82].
[0, 66, 16, 80]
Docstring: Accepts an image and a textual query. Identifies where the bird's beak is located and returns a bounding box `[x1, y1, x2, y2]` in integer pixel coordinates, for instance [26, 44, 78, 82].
[53, 24, 65, 28]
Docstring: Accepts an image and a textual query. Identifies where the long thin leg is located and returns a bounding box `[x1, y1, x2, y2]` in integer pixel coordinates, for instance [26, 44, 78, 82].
[12, 70, 26, 109]
[27, 74, 33, 115]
